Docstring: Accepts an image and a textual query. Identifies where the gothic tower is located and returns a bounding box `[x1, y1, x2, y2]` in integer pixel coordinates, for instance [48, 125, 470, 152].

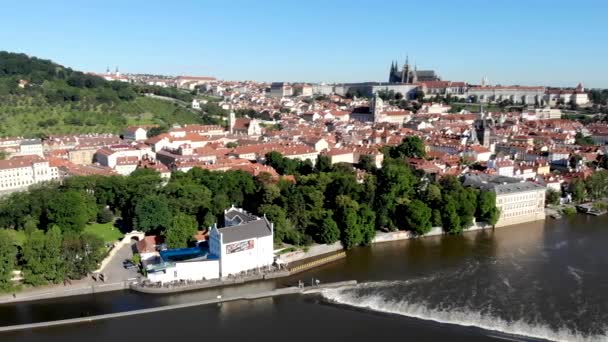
[474, 118, 491, 147]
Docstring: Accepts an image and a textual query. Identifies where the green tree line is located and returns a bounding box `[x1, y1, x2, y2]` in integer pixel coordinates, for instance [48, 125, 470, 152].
[0, 139, 500, 290]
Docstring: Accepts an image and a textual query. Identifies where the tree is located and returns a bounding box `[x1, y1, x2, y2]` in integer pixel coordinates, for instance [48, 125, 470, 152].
[441, 195, 461, 234]
[97, 207, 114, 224]
[390, 136, 426, 159]
[316, 212, 340, 244]
[400, 200, 432, 235]
[358, 204, 376, 245]
[335, 195, 362, 249]
[62, 232, 104, 279]
[585, 170, 608, 200]
[21, 230, 48, 285]
[164, 179, 212, 224]
[47, 191, 96, 233]
[574, 132, 595, 146]
[44, 225, 65, 283]
[375, 159, 416, 230]
[133, 194, 172, 233]
[165, 213, 198, 249]
[569, 179, 587, 203]
[147, 126, 168, 138]
[476, 191, 500, 226]
[546, 189, 561, 206]
[315, 155, 332, 172]
[0, 230, 17, 291]
[258, 204, 300, 245]
[357, 154, 376, 172]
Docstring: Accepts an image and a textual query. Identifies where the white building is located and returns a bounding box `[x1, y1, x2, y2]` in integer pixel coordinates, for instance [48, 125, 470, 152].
[123, 126, 149, 141]
[209, 207, 274, 278]
[18, 139, 44, 157]
[95, 146, 153, 169]
[145, 207, 274, 283]
[464, 174, 546, 227]
[0, 156, 59, 192]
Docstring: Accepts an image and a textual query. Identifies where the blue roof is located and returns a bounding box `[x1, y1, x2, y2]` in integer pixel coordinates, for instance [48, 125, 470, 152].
[160, 245, 211, 262]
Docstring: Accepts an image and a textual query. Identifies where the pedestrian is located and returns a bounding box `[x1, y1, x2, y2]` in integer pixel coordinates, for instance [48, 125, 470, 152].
[12, 293, 16, 299]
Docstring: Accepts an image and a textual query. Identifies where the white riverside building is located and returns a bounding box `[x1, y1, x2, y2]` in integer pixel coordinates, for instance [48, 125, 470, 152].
[146, 206, 274, 284]
[0, 156, 59, 193]
[463, 174, 546, 227]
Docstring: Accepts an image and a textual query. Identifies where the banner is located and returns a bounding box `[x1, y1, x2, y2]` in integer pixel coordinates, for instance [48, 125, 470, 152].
[226, 239, 254, 254]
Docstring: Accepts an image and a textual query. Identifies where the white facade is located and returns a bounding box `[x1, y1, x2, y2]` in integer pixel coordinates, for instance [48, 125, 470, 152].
[147, 260, 220, 283]
[124, 127, 148, 141]
[0, 157, 59, 192]
[18, 140, 44, 157]
[209, 207, 275, 278]
[209, 228, 274, 278]
[95, 148, 153, 168]
[495, 186, 546, 227]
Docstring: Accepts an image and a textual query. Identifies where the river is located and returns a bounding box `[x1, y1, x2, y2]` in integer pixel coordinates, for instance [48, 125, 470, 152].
[2, 215, 608, 342]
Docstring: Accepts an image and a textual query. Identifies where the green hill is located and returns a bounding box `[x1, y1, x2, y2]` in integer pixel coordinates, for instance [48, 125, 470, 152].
[0, 51, 223, 137]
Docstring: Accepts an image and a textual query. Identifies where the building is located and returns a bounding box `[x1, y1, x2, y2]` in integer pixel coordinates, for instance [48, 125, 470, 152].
[544, 83, 590, 107]
[312, 83, 334, 95]
[269, 82, 293, 98]
[473, 117, 491, 148]
[463, 174, 546, 227]
[18, 139, 44, 157]
[209, 206, 274, 277]
[0, 156, 60, 192]
[292, 84, 313, 97]
[175, 76, 216, 90]
[388, 58, 440, 84]
[145, 206, 275, 283]
[419, 81, 467, 97]
[468, 86, 545, 105]
[123, 126, 153, 141]
[228, 111, 262, 136]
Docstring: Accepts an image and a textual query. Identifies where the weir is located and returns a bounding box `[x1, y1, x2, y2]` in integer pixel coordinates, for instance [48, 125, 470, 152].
[0, 280, 357, 333]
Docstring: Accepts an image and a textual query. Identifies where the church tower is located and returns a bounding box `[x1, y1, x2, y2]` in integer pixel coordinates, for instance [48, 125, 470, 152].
[474, 118, 491, 147]
[401, 56, 411, 83]
[370, 93, 384, 123]
[228, 110, 236, 134]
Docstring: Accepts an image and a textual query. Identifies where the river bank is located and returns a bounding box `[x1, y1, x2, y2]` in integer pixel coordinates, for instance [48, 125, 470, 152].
[0, 222, 497, 304]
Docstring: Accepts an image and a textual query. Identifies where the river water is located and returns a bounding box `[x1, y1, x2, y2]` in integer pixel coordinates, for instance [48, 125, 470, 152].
[2, 215, 608, 342]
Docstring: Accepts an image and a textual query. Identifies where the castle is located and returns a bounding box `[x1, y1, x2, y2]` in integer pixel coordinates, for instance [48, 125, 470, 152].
[388, 57, 440, 84]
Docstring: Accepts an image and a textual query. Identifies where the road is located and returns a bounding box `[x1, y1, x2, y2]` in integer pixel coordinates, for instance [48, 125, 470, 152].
[99, 242, 139, 283]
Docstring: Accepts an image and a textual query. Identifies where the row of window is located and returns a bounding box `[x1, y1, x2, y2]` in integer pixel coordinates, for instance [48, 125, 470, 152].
[502, 209, 542, 218]
[498, 193, 542, 204]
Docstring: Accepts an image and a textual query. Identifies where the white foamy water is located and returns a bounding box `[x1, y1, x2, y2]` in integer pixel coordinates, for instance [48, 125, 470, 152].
[321, 282, 608, 342]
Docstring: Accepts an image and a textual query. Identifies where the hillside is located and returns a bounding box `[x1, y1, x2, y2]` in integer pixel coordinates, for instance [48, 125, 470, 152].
[0, 51, 223, 137]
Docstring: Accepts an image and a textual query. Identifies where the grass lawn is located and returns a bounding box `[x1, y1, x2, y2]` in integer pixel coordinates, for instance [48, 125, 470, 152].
[84, 222, 124, 244]
[6, 229, 26, 247]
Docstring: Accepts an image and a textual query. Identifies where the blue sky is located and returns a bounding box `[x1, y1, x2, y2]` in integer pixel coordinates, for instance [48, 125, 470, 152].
[1, 0, 607, 87]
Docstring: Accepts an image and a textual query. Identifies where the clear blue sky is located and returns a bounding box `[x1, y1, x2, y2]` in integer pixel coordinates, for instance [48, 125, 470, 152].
[2, 0, 607, 87]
